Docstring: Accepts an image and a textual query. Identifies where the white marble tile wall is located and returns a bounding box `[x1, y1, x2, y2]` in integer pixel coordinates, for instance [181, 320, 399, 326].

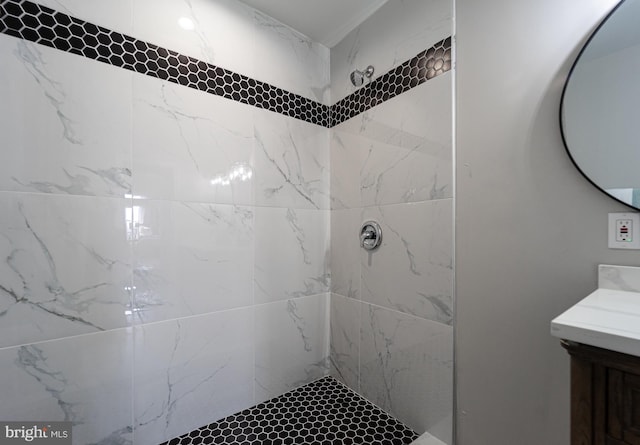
[329, 295, 454, 442]
[331, 0, 452, 103]
[361, 200, 453, 324]
[32, 0, 330, 105]
[133, 309, 254, 445]
[253, 11, 330, 105]
[0, 192, 131, 348]
[254, 207, 329, 303]
[132, 76, 254, 206]
[358, 74, 452, 206]
[0, 35, 133, 199]
[133, 0, 254, 75]
[329, 126, 363, 210]
[329, 75, 454, 322]
[0, 328, 134, 444]
[254, 108, 330, 209]
[254, 293, 331, 403]
[132, 200, 254, 324]
[330, 209, 361, 300]
[132, 0, 329, 104]
[329, 294, 360, 390]
[2, 0, 333, 443]
[7, 0, 456, 443]
[34, 0, 329, 105]
[330, 199, 455, 439]
[330, 73, 452, 210]
[34, 0, 133, 35]
[360, 303, 453, 442]
[328, 1, 454, 442]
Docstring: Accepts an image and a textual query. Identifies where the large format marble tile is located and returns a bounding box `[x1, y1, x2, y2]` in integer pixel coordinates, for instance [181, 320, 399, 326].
[254, 207, 329, 304]
[132, 0, 255, 76]
[134, 308, 254, 445]
[253, 11, 330, 104]
[331, 0, 452, 102]
[132, 76, 254, 205]
[361, 200, 453, 324]
[0, 328, 133, 444]
[33, 0, 131, 34]
[329, 294, 360, 391]
[329, 126, 363, 210]
[254, 294, 330, 403]
[0, 193, 131, 348]
[330, 208, 360, 300]
[334, 74, 452, 208]
[360, 304, 453, 443]
[253, 109, 330, 210]
[132, 200, 253, 324]
[359, 75, 452, 206]
[0, 36, 132, 198]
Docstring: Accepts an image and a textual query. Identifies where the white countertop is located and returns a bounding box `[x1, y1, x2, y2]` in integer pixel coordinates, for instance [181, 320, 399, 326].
[551, 287, 640, 357]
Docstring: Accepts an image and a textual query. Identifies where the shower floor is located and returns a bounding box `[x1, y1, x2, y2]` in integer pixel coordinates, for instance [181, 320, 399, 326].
[161, 376, 418, 445]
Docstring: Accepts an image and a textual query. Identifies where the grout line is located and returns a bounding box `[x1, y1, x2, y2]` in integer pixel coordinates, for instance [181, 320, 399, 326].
[0, 189, 133, 200]
[331, 197, 455, 213]
[0, 293, 331, 353]
[0, 324, 132, 352]
[331, 292, 453, 327]
[0, 191, 452, 212]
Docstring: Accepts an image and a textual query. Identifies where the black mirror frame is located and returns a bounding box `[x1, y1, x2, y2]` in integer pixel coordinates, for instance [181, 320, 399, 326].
[559, 0, 638, 211]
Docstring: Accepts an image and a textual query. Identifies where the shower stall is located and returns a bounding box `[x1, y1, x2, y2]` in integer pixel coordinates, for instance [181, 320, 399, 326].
[0, 0, 454, 444]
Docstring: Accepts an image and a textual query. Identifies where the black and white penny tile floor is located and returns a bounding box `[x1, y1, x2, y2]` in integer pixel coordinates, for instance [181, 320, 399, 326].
[161, 376, 419, 445]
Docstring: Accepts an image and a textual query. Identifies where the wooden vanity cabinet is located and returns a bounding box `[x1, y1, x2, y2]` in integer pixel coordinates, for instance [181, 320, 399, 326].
[564, 341, 640, 445]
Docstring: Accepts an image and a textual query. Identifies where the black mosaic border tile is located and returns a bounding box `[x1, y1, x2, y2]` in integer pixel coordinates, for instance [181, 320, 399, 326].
[161, 376, 419, 445]
[331, 37, 452, 127]
[0, 0, 330, 127]
[0, 0, 451, 129]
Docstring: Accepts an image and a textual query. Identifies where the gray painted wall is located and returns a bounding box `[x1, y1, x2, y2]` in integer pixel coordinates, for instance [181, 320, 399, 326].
[455, 0, 640, 444]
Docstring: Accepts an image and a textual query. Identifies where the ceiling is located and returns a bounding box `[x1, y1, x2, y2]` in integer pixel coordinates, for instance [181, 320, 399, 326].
[237, 0, 389, 47]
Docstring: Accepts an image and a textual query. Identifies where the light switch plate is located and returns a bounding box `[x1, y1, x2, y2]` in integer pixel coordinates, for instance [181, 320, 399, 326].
[608, 213, 640, 249]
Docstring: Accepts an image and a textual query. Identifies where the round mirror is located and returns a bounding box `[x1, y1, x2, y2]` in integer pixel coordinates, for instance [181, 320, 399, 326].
[561, 0, 640, 209]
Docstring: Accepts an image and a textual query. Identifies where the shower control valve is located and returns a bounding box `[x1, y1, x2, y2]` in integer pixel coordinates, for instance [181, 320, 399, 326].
[360, 221, 382, 251]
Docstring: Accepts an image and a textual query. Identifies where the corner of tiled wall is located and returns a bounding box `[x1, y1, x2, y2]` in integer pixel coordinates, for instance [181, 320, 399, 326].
[328, 0, 454, 442]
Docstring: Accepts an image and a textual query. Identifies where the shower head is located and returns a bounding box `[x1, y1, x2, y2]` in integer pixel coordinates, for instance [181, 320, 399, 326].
[350, 65, 374, 87]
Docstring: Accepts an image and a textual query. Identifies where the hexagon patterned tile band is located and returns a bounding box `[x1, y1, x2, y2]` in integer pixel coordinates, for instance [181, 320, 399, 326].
[331, 38, 451, 126]
[0, 0, 451, 128]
